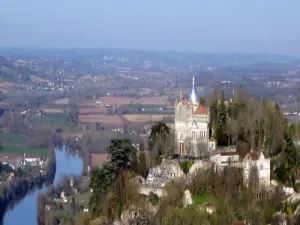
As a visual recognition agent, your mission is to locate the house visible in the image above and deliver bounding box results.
[210,149,271,186]
[23,153,41,163]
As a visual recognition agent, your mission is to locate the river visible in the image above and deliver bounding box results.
[3,146,84,225]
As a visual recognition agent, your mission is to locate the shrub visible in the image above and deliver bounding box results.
[263,207,275,224]
[149,191,159,206]
[180,160,194,174]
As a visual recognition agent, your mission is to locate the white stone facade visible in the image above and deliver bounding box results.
[210,150,271,186]
[174,77,216,157]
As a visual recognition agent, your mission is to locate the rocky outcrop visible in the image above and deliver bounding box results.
[183,189,193,207]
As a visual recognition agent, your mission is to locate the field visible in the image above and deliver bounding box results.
[53,98,70,105]
[79,114,123,125]
[0,146,49,157]
[0,133,49,157]
[1,133,27,145]
[41,108,64,113]
[0,81,19,88]
[97,96,137,107]
[31,113,65,125]
[123,114,174,123]
[0,87,8,93]
[30,75,50,83]
[133,96,169,105]
[79,107,108,114]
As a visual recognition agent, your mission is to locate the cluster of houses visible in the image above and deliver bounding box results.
[139,148,271,197]
[0,153,45,170]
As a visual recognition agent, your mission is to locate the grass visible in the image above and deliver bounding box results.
[0,145,49,157]
[192,192,210,205]
[0,133,27,145]
[0,133,49,157]
[31,113,65,125]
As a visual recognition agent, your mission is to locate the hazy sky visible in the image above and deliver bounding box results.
[1,0,300,54]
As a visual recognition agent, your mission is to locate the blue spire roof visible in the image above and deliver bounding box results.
[188,76,199,105]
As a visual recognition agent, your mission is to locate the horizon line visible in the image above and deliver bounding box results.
[0,45,299,58]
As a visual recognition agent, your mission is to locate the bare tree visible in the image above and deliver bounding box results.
[184,137,193,157]
[197,141,208,158]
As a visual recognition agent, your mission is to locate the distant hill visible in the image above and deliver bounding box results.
[0,47,299,68]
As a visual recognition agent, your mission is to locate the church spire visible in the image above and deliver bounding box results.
[192,76,195,88]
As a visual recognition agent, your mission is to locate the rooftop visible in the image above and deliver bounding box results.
[194,106,208,115]
[90,153,108,169]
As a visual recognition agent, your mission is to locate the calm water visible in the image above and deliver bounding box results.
[4,146,84,225]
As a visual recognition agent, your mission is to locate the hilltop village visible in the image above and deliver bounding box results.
[0,50,299,225]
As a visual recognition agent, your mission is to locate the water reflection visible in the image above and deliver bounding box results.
[4,146,83,225]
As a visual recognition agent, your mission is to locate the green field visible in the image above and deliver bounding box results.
[0,133,27,145]
[0,145,49,157]
[31,113,65,125]
[0,133,49,157]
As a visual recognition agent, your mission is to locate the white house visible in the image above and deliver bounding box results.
[210,150,271,186]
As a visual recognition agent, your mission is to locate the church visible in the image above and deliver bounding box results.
[174,77,216,157]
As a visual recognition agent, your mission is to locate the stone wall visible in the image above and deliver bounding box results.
[138,185,166,197]
[189,160,212,174]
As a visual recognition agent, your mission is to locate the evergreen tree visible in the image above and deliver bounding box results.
[215,94,229,146]
[284,132,297,185]
[137,150,148,178]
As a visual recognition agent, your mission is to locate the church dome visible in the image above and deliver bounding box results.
[188,77,199,105]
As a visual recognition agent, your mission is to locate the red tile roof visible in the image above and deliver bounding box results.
[248,151,260,161]
[194,106,208,115]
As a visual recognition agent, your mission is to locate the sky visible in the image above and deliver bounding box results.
[0,0,300,55]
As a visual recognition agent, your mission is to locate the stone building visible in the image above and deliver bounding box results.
[210,149,271,186]
[174,77,216,157]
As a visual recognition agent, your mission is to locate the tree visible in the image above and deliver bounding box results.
[215,98,229,146]
[137,150,148,178]
[71,197,76,216]
[64,99,79,126]
[283,131,297,185]
[148,121,170,151]
[89,138,138,217]
[106,139,137,172]
[199,97,205,106]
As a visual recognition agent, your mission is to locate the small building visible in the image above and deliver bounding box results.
[209,149,271,186]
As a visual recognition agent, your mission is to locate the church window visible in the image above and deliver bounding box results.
[192,131,196,140]
[260,164,263,170]
[179,133,183,141]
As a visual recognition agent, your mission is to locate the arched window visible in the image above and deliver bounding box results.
[179,133,183,141]
[260,164,263,170]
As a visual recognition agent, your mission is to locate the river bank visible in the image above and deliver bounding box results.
[0,145,56,225]
[2,146,82,225]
